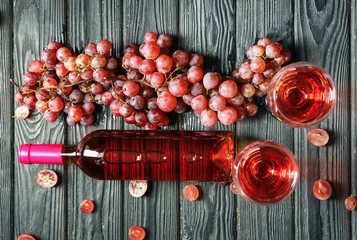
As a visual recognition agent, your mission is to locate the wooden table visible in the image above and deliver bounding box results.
[1,0,354,239]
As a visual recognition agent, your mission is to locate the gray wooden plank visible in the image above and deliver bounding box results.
[294,0,351,240]
[234,0,295,239]
[179,1,236,239]
[13,0,67,239]
[352,0,357,239]
[0,0,13,239]
[122,1,180,239]
[66,0,124,239]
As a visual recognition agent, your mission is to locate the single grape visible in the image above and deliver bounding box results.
[66,115,79,126]
[80,199,95,213]
[135,111,148,125]
[345,195,357,211]
[274,49,291,65]
[190,82,205,96]
[119,104,134,118]
[308,128,329,147]
[144,123,158,130]
[124,43,138,55]
[110,99,122,117]
[122,52,136,67]
[241,83,256,98]
[259,79,271,94]
[227,91,245,106]
[313,179,332,201]
[157,113,169,128]
[22,71,37,86]
[64,56,78,71]
[124,114,136,124]
[208,95,226,111]
[90,83,103,95]
[238,62,254,80]
[235,105,247,122]
[144,31,157,43]
[68,105,83,122]
[250,57,266,73]
[130,95,146,110]
[56,47,72,63]
[129,55,143,69]
[147,109,164,124]
[93,68,108,83]
[168,79,188,97]
[128,226,146,240]
[81,67,94,80]
[44,111,58,122]
[101,91,114,105]
[172,50,189,69]
[15,92,24,103]
[91,54,107,69]
[142,42,160,60]
[141,86,154,100]
[123,81,140,97]
[219,80,238,99]
[157,92,177,112]
[265,43,281,58]
[105,56,118,70]
[55,63,68,77]
[156,55,172,73]
[97,39,111,54]
[23,95,37,110]
[218,106,237,125]
[75,53,90,68]
[252,73,265,85]
[81,102,95,115]
[69,89,84,104]
[187,66,204,83]
[174,99,187,113]
[28,60,45,75]
[251,45,265,57]
[84,42,97,56]
[244,102,258,116]
[183,184,199,201]
[182,93,194,106]
[200,109,218,127]
[48,96,64,112]
[41,49,57,66]
[147,97,159,110]
[80,114,94,126]
[203,72,219,90]
[138,59,156,75]
[189,53,204,67]
[14,105,30,119]
[156,34,172,48]
[191,95,208,113]
[257,37,272,47]
[47,41,62,51]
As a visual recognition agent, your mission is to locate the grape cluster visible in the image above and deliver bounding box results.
[13,34,291,128]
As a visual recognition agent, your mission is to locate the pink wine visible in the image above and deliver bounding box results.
[232,140,299,204]
[268,62,335,128]
[19,130,234,182]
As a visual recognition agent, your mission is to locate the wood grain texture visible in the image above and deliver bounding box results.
[234,1,295,240]
[179,1,236,239]
[294,0,351,239]
[66,1,124,240]
[13,0,67,240]
[122,1,180,239]
[0,0,13,239]
[352,1,357,239]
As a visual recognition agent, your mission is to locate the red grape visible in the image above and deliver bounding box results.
[14,105,30,119]
[265,43,281,58]
[110,99,122,117]
[257,37,272,47]
[157,34,172,48]
[308,128,329,147]
[143,42,160,60]
[191,95,208,113]
[138,59,156,75]
[28,60,45,75]
[68,105,83,122]
[157,92,177,112]
[80,199,95,213]
[183,184,199,201]
[189,53,204,67]
[313,179,332,200]
[123,81,140,97]
[219,80,238,98]
[208,95,226,111]
[144,32,157,43]
[187,66,204,83]
[200,109,218,127]
[156,55,172,73]
[218,106,237,125]
[48,96,64,112]
[44,111,58,122]
[36,169,58,188]
[244,102,258,116]
[172,50,189,69]
[47,41,62,51]
[84,42,97,56]
[124,43,138,55]
[97,39,111,54]
[56,47,72,63]
[345,195,357,211]
[168,79,188,97]
[203,72,219,90]
[150,72,165,87]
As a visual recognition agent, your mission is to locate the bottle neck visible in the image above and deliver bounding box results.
[18,144,79,165]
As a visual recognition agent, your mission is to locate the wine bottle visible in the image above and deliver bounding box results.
[18,130,234,182]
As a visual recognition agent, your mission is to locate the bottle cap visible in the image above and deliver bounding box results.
[18,144,64,164]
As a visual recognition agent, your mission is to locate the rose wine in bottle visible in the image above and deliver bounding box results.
[18,130,234,182]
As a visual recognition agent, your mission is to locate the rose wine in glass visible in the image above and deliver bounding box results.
[267,62,336,128]
[232,140,299,205]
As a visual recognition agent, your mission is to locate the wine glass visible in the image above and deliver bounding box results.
[267,62,336,128]
[232,140,299,205]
